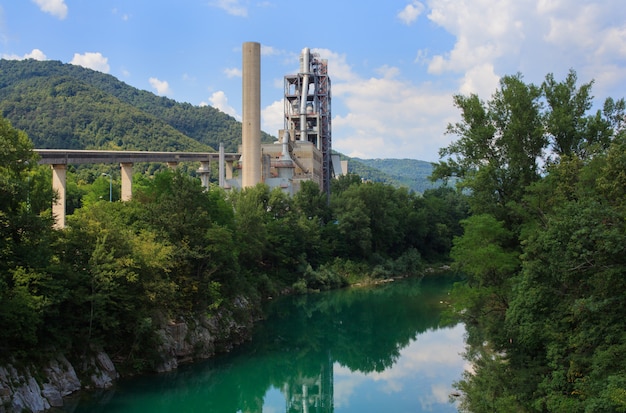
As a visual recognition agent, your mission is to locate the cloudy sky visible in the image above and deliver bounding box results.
[2,0,625,161]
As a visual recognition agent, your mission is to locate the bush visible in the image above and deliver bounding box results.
[391,248,423,276]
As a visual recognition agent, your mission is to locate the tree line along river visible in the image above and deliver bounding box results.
[60,274,466,413]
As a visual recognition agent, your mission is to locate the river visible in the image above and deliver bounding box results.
[60,275,466,413]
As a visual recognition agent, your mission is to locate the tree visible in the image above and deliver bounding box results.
[294,180,331,223]
[331,187,372,260]
[0,116,55,356]
[230,184,270,274]
[444,71,626,412]
[450,214,519,348]
[136,170,237,313]
[542,70,613,160]
[433,73,544,225]
[503,134,626,411]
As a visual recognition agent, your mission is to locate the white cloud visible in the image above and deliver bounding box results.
[224,67,242,78]
[261,99,284,137]
[210,0,247,17]
[412,0,626,148]
[70,52,110,73]
[3,49,47,61]
[261,45,281,56]
[149,77,171,96]
[311,48,353,82]
[425,0,626,91]
[32,0,68,20]
[330,60,456,161]
[539,0,626,68]
[458,63,500,97]
[398,1,425,25]
[207,90,239,119]
[426,0,528,77]
[597,26,626,59]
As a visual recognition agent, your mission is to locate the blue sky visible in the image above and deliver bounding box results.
[2,0,625,162]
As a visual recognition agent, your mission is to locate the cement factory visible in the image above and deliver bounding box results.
[221,42,344,197]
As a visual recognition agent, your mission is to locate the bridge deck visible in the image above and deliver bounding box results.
[34,149,240,165]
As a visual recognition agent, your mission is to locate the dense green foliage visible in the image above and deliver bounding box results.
[0,59,275,152]
[0,114,467,371]
[434,70,626,412]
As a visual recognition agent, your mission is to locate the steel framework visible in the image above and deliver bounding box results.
[283,49,332,197]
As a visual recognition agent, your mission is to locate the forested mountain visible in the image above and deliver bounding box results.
[350,158,442,193]
[0,59,275,152]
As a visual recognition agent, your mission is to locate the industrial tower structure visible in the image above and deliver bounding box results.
[225,43,339,196]
[283,48,333,197]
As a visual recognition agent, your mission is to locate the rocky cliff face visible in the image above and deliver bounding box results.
[0,296,258,412]
[0,352,117,413]
[155,296,257,372]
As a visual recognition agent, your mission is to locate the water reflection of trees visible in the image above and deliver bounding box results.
[69,277,455,413]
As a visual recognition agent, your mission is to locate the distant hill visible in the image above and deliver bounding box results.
[0,59,275,152]
[347,157,447,194]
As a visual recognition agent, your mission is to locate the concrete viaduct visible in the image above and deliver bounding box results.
[35,147,240,229]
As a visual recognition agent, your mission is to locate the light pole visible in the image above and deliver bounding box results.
[102,173,112,202]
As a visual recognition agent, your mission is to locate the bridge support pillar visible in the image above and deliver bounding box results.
[120,162,133,201]
[219,142,225,188]
[225,161,233,180]
[197,161,210,190]
[51,164,66,229]
[167,162,178,169]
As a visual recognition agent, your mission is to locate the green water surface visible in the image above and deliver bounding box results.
[62,275,466,412]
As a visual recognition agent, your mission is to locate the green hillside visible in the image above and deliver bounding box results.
[0,59,275,152]
[349,157,446,193]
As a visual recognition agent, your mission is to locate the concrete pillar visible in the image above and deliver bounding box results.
[225,161,233,180]
[262,153,271,182]
[167,161,178,169]
[218,142,225,188]
[242,41,262,188]
[51,164,66,229]
[120,162,133,201]
[197,161,210,190]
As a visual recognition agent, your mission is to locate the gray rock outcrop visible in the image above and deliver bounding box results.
[0,295,258,412]
[0,352,116,413]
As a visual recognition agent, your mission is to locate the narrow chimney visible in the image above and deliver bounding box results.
[241,41,262,188]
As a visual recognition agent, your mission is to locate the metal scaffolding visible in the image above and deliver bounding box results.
[283,48,332,198]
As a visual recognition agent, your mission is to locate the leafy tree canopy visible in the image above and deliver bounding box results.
[441,70,626,412]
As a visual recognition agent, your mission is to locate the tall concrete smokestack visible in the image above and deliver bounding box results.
[242,41,262,188]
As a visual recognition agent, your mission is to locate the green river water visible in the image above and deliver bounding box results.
[61,275,466,412]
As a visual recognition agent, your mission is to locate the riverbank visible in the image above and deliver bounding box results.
[350,264,453,288]
[0,296,259,413]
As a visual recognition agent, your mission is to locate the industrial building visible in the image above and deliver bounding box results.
[222,42,345,196]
